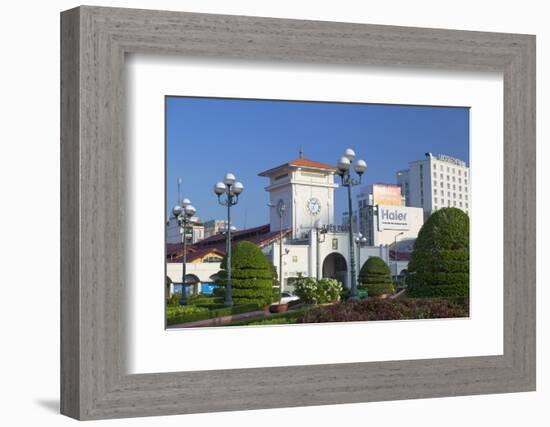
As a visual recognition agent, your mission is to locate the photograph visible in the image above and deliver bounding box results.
[165,96,471,328]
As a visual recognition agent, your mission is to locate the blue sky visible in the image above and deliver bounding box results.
[166,97,469,228]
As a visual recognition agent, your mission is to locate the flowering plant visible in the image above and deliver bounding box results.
[294,277,342,304]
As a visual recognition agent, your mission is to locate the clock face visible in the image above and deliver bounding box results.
[307,198,321,216]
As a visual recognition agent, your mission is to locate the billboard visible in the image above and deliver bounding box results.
[372,184,402,206]
[377,205,412,231]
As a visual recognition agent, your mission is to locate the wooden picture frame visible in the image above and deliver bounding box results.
[60,6,536,420]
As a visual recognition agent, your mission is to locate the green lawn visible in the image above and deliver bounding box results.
[166,295,262,325]
[218,306,311,327]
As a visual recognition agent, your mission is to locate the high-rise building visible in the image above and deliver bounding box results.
[396,152,470,219]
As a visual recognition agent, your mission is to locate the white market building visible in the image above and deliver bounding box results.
[166,154,424,295]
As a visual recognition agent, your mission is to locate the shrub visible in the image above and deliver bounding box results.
[166,293,181,306]
[217,241,275,307]
[293,277,318,304]
[317,278,343,303]
[294,277,342,304]
[166,303,261,325]
[407,208,469,298]
[358,256,395,296]
[297,298,468,324]
[271,263,282,302]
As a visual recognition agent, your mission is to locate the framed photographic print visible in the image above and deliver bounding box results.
[61,6,536,420]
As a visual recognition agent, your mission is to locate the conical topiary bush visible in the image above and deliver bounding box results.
[358,256,394,297]
[217,240,275,307]
[406,207,469,298]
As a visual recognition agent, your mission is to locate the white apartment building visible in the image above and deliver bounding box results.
[396,152,470,219]
[166,217,205,244]
[203,219,228,238]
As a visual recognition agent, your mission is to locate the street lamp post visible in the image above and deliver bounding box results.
[314,219,327,280]
[392,231,405,279]
[355,233,368,283]
[268,201,286,292]
[336,148,367,300]
[172,199,197,305]
[214,173,244,307]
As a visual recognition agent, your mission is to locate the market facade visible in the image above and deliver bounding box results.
[166,153,429,295]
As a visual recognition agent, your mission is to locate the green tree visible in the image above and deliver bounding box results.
[358,256,395,297]
[217,241,275,307]
[406,207,469,298]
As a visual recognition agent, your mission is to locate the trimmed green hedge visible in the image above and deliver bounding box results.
[406,283,469,298]
[166,303,261,325]
[217,241,275,307]
[358,256,394,296]
[407,208,469,298]
[365,283,394,297]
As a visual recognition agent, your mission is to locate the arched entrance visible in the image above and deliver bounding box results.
[322,252,348,289]
[184,274,201,295]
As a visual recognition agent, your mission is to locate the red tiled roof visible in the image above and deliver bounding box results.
[288,158,336,170]
[170,247,225,263]
[258,157,336,176]
[167,224,291,262]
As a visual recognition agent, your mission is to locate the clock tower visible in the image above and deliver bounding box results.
[259,150,337,239]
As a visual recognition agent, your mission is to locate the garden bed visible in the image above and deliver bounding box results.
[297,298,468,324]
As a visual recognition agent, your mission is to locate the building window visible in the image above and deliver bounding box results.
[434,189,437,195]
[447,175,450,181]
[466,202,469,208]
[447,183,450,189]
[453,184,456,190]
[459,186,462,191]
[447,191,451,197]
[440,173,443,179]
[440,182,444,188]
[459,201,463,207]
[448,200,451,206]
[458,170,462,176]
[464,171,468,177]
[459,177,462,183]
[447,166,450,172]
[433,172,437,178]
[434,197,438,204]
[452,176,455,182]
[440,165,443,171]
[465,180,468,185]
[453,192,456,198]
[465,194,468,200]
[459,194,462,199]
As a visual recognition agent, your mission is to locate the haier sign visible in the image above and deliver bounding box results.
[377,205,410,231]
